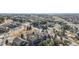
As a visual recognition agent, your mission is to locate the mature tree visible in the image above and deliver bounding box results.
[0,17,4,23]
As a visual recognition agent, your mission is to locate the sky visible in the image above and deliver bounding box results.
[0,0,79,13]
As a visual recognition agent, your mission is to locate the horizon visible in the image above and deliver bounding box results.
[0,13,79,14]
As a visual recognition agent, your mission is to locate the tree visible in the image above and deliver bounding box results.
[0,17,4,23]
[39,38,54,46]
[21,34,24,39]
